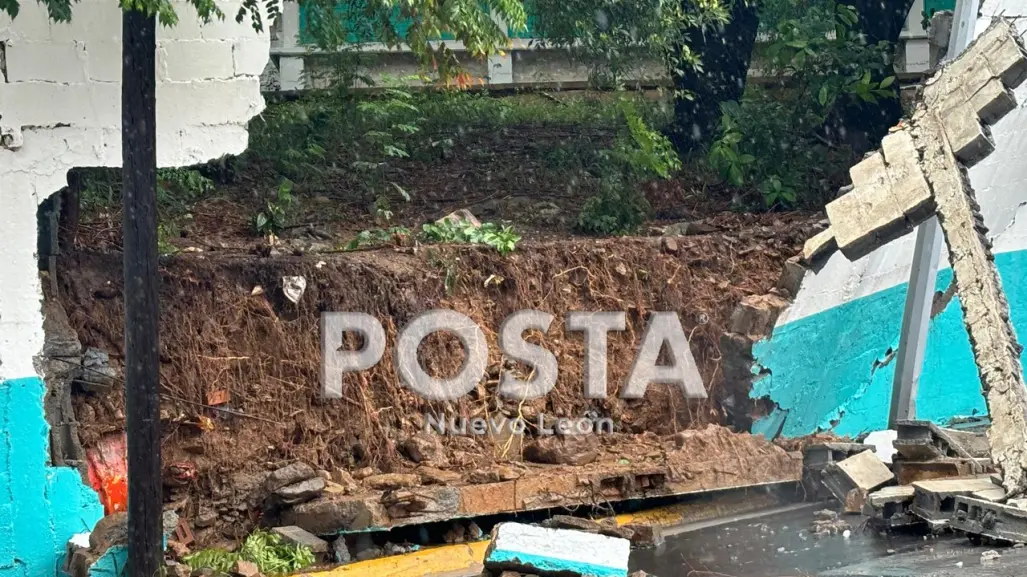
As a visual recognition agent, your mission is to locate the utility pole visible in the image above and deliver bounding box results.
[122,9,163,577]
[889,0,976,428]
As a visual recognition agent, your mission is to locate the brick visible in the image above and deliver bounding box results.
[880,130,919,165]
[939,100,994,166]
[727,293,790,338]
[951,496,1027,543]
[233,39,270,77]
[820,450,894,502]
[826,183,906,260]
[775,256,805,297]
[893,458,994,485]
[485,523,630,577]
[894,420,991,460]
[911,477,1001,529]
[984,34,1027,88]
[848,151,888,189]
[83,41,122,82]
[864,486,918,528]
[802,228,837,263]
[970,78,1017,125]
[272,525,328,553]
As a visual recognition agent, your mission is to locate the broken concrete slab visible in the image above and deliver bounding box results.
[484,522,630,577]
[802,442,872,500]
[820,450,894,503]
[864,486,919,528]
[951,495,1027,543]
[893,457,993,485]
[272,525,328,554]
[893,420,990,460]
[802,228,837,264]
[910,477,1001,529]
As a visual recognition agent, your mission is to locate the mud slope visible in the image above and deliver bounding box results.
[55,215,815,535]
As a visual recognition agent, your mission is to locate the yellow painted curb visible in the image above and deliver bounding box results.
[305,541,488,577]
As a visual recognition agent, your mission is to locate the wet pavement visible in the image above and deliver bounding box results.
[629,505,1027,577]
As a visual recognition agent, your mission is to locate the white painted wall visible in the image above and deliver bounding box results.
[0,0,271,381]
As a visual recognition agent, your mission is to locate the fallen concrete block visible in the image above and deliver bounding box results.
[892,457,993,485]
[864,486,919,528]
[272,525,328,554]
[894,420,990,460]
[951,495,1027,543]
[484,522,630,577]
[802,442,872,500]
[802,228,837,263]
[820,450,894,503]
[911,477,1000,529]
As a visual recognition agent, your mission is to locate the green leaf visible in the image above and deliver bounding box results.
[879,75,896,89]
[818,85,829,106]
[737,154,756,165]
[728,164,744,187]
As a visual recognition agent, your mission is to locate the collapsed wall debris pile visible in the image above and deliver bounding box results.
[812,17,1027,498]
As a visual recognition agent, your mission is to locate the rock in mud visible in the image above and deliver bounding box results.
[231,559,260,577]
[272,525,328,554]
[352,467,375,480]
[263,462,317,495]
[274,477,326,505]
[399,433,443,464]
[543,515,602,533]
[330,468,358,491]
[523,436,598,466]
[623,524,664,548]
[332,537,352,564]
[419,466,462,486]
[364,473,420,490]
[437,209,482,228]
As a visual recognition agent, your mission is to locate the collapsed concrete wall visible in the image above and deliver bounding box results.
[750,0,1027,439]
[0,3,270,574]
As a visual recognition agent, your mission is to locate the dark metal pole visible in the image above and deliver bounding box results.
[122,9,162,577]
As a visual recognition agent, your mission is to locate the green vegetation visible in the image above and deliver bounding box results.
[421,220,521,255]
[183,530,315,576]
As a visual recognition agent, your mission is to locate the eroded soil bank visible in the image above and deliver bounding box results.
[51,211,818,544]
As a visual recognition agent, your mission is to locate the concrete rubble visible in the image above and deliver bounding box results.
[820,449,895,510]
[483,522,631,577]
[821,17,1027,498]
[910,477,1003,530]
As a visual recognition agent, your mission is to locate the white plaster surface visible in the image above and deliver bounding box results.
[778,5,1027,327]
[0,0,271,380]
[488,522,630,572]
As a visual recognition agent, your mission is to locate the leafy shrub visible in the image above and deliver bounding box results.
[184,530,315,576]
[254,179,297,236]
[578,175,650,235]
[420,220,521,255]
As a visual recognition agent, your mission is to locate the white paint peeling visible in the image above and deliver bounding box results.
[0,0,271,381]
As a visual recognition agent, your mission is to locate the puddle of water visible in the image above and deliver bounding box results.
[629,507,948,577]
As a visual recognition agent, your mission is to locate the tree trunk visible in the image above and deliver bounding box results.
[122,9,163,577]
[822,0,916,154]
[670,0,760,152]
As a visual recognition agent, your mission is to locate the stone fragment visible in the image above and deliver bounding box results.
[727,293,789,338]
[274,477,326,505]
[864,485,918,528]
[951,495,1027,543]
[623,524,664,548]
[484,523,630,577]
[364,473,420,491]
[820,450,894,503]
[263,462,317,496]
[332,537,351,564]
[272,525,328,554]
[776,256,805,297]
[940,99,994,166]
[231,559,260,577]
[523,435,598,466]
[352,467,375,480]
[543,515,601,533]
[802,228,837,263]
[398,433,443,464]
[436,209,481,228]
[419,466,462,486]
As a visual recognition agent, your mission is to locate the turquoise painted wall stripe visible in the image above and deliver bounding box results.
[488,549,627,577]
[751,249,1027,438]
[0,377,103,577]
